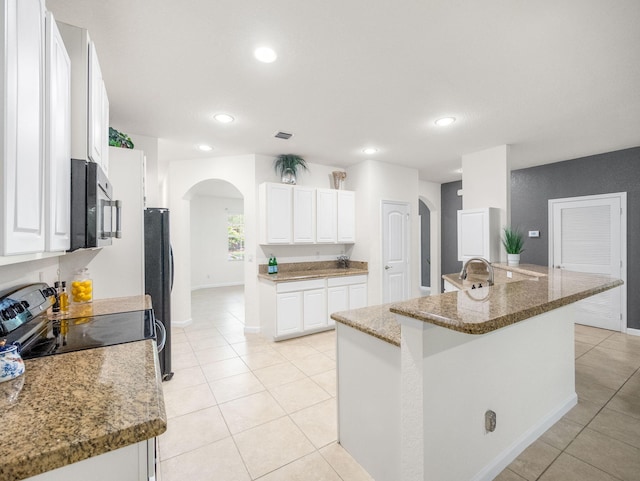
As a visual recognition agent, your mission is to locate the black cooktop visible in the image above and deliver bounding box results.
[20,310,156,360]
[1,283,156,360]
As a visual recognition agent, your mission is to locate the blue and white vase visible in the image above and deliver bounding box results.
[0,342,25,383]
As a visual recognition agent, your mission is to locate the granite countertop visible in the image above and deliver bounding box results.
[392,269,622,334]
[0,296,166,481]
[331,304,401,347]
[55,295,153,318]
[258,260,368,282]
[331,267,622,341]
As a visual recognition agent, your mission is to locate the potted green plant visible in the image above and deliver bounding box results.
[273,154,308,184]
[109,127,134,149]
[502,227,525,266]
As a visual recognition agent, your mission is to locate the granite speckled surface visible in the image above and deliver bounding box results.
[0,296,166,481]
[331,304,401,347]
[52,295,152,319]
[258,260,368,282]
[442,262,545,290]
[392,269,622,334]
[331,267,622,341]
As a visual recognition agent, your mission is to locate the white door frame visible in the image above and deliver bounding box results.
[548,192,627,332]
[381,200,411,303]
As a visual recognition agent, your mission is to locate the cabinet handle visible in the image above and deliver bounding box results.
[384,265,392,270]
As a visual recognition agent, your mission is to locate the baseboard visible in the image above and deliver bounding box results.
[244,326,260,334]
[471,393,578,481]
[191,282,243,291]
[626,327,640,337]
[172,318,192,328]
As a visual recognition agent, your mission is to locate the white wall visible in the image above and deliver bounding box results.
[462,145,511,251]
[169,155,257,329]
[419,180,442,294]
[0,256,59,292]
[347,160,420,305]
[190,196,244,289]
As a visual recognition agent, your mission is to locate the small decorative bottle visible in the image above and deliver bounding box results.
[273,255,278,274]
[59,281,69,312]
[268,255,275,274]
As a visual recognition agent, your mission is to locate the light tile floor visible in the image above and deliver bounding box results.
[158,286,640,480]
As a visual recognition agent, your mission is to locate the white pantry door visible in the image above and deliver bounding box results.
[549,193,626,331]
[382,201,410,303]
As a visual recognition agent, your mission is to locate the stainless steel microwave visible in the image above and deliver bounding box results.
[69,159,122,251]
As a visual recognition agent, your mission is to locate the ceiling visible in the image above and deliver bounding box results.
[46,0,640,183]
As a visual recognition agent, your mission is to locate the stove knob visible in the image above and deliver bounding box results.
[13,303,25,314]
[2,307,15,320]
[21,300,30,309]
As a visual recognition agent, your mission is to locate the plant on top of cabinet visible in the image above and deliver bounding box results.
[274,154,308,184]
[502,226,525,266]
[108,127,134,148]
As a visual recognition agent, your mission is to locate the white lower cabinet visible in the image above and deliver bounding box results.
[276,291,303,337]
[327,275,368,325]
[303,288,327,330]
[26,439,155,481]
[261,275,367,340]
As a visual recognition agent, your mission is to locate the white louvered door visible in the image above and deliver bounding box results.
[550,193,625,331]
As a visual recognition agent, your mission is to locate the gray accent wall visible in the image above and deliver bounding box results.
[440,180,463,292]
[511,146,640,329]
[419,200,431,287]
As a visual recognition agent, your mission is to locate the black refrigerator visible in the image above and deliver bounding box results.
[144,208,174,381]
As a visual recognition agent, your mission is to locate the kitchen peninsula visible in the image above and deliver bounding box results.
[331,265,623,481]
[0,296,166,481]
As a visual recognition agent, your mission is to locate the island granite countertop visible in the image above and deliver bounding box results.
[331,267,623,342]
[0,295,166,481]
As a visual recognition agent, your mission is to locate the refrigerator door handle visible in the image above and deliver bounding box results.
[170,245,175,292]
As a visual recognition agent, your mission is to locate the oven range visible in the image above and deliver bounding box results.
[0,283,162,360]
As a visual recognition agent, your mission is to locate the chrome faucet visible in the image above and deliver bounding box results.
[459,257,494,286]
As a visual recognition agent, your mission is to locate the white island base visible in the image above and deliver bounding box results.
[337,305,577,481]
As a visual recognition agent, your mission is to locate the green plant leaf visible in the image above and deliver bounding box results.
[502,227,525,254]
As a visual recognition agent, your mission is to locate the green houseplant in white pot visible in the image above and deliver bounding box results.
[502,227,525,266]
[273,154,308,185]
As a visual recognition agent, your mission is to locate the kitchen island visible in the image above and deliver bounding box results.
[331,266,622,481]
[0,296,166,481]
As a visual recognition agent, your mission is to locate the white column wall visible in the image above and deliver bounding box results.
[347,160,420,304]
[462,145,511,262]
[419,180,441,295]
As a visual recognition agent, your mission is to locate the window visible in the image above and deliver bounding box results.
[228,214,245,261]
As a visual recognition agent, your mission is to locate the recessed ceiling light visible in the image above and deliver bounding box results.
[198,144,213,152]
[254,47,277,63]
[435,117,456,127]
[362,147,378,155]
[214,113,234,124]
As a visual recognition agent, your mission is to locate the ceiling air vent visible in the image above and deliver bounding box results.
[274,131,293,140]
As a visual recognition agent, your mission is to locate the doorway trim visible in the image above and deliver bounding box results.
[548,192,627,332]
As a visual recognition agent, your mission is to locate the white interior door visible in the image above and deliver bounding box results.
[549,193,626,331]
[382,201,410,303]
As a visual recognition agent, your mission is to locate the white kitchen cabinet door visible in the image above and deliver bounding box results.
[293,186,315,243]
[457,207,500,262]
[276,291,303,336]
[337,190,356,243]
[303,288,327,330]
[44,11,71,252]
[100,81,109,175]
[316,189,337,243]
[259,183,292,244]
[88,41,106,169]
[349,283,367,309]
[0,0,46,255]
[327,285,348,326]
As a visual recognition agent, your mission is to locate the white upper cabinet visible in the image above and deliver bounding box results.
[58,22,109,174]
[293,186,315,243]
[0,0,46,255]
[337,190,356,243]
[457,207,500,262]
[316,189,338,243]
[259,183,293,244]
[44,11,71,252]
[260,182,356,245]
